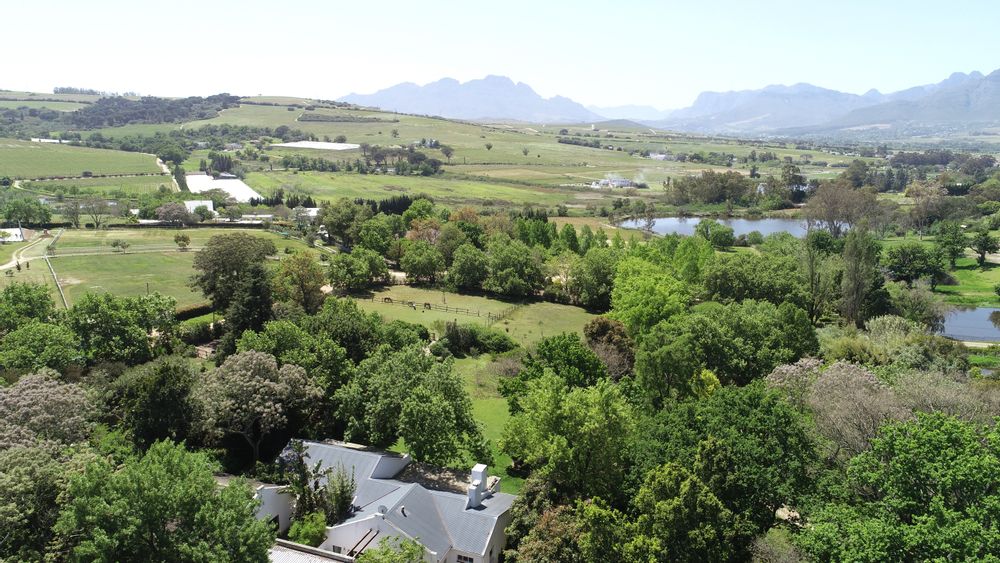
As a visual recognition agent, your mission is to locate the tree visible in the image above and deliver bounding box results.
[934,220,968,269]
[174,232,191,250]
[583,317,634,380]
[841,229,883,327]
[484,235,544,297]
[155,202,195,225]
[610,257,688,335]
[500,374,634,505]
[448,243,487,290]
[217,263,273,358]
[196,351,320,464]
[0,370,94,447]
[485,142,493,151]
[335,346,489,465]
[633,383,816,540]
[627,462,746,562]
[82,197,111,229]
[0,443,70,560]
[804,180,876,237]
[695,220,735,249]
[105,357,198,449]
[797,413,1000,561]
[399,240,444,283]
[522,147,530,157]
[969,226,999,268]
[635,300,817,404]
[356,538,425,563]
[0,281,54,333]
[500,333,607,412]
[435,222,468,265]
[191,233,277,310]
[0,320,82,373]
[882,241,944,286]
[63,199,83,228]
[65,292,159,365]
[193,204,214,222]
[703,252,805,308]
[568,247,622,311]
[53,441,275,562]
[441,145,454,163]
[305,298,384,363]
[273,251,326,314]
[357,216,394,254]
[328,249,388,292]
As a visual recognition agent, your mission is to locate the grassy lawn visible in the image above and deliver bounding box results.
[452,356,523,494]
[8,228,317,308]
[937,258,1000,306]
[54,251,204,307]
[881,233,1000,306]
[356,286,595,346]
[0,138,162,179]
[24,175,175,196]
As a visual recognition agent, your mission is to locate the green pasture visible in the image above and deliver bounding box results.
[0,138,161,179]
[355,285,595,346]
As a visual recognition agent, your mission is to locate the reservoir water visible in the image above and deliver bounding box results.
[623,216,809,238]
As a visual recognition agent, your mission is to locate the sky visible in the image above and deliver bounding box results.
[4,0,999,109]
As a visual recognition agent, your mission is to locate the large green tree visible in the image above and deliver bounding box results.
[191,233,276,310]
[0,321,82,373]
[500,374,635,505]
[934,220,968,269]
[797,413,1000,561]
[335,345,489,465]
[53,441,275,562]
[273,251,327,314]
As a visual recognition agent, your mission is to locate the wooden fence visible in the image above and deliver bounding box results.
[370,296,521,324]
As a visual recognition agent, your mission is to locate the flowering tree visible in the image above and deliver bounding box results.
[195,351,319,464]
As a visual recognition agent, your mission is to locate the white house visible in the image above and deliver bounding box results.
[265,441,515,563]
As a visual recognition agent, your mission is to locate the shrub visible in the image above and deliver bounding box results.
[443,322,517,357]
[288,512,327,546]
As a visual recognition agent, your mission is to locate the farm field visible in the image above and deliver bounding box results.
[24,174,175,196]
[0,138,162,179]
[245,170,577,207]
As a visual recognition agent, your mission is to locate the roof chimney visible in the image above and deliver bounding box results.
[466,463,488,509]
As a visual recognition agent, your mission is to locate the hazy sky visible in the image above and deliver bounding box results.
[5,0,998,109]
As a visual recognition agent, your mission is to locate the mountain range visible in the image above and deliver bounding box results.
[340,75,603,123]
[339,70,1000,137]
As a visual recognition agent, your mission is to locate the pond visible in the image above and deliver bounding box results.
[940,307,1000,342]
[622,216,809,238]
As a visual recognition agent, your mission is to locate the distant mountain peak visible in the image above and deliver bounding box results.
[338,75,601,123]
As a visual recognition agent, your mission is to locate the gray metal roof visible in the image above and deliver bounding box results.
[299,441,516,557]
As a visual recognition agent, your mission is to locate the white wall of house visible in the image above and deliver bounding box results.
[256,485,293,534]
